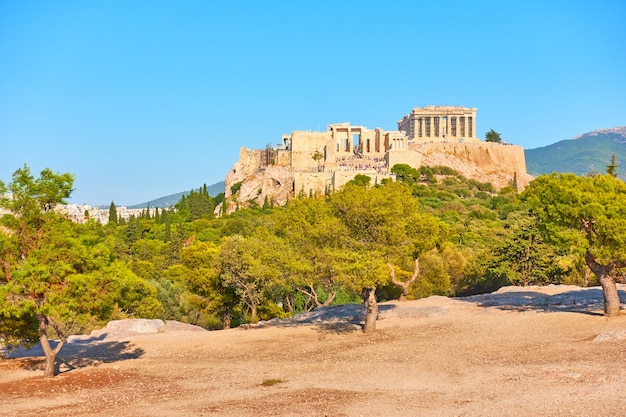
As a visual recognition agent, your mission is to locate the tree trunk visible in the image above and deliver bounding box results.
[38,316,65,378]
[250,303,258,323]
[584,252,622,317]
[388,259,420,302]
[322,290,336,306]
[222,305,233,329]
[599,274,621,317]
[362,286,378,333]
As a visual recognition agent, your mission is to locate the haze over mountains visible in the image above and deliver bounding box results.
[127,126,626,209]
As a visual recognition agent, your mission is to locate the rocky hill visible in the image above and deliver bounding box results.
[221,126,531,215]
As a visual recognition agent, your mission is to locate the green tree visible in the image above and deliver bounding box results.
[607,154,619,177]
[108,201,118,224]
[489,210,564,286]
[485,129,502,143]
[312,149,324,171]
[273,198,350,311]
[0,166,161,377]
[330,181,442,332]
[391,164,420,185]
[347,174,371,187]
[218,230,285,323]
[523,173,626,316]
[0,166,83,377]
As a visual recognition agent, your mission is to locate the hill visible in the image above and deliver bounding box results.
[127,181,225,209]
[525,126,626,179]
[3,284,626,416]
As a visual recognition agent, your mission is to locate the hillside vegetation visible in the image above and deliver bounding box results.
[128,181,225,209]
[525,126,626,179]
[3,162,626,376]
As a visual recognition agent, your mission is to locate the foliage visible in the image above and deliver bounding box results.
[9,158,626,344]
[522,173,626,315]
[485,129,502,143]
[0,166,162,376]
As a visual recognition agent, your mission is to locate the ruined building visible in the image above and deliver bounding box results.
[220,106,532,215]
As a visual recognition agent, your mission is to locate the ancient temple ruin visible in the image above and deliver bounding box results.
[221,106,532,215]
[397,105,478,142]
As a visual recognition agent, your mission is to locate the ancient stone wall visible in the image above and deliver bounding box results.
[332,171,394,190]
[387,148,422,170]
[289,131,331,171]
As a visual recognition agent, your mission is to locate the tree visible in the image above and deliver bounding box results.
[485,129,502,143]
[0,166,161,377]
[523,173,626,316]
[312,149,324,171]
[330,181,442,332]
[391,164,420,185]
[607,154,619,177]
[218,230,284,323]
[389,258,420,301]
[489,210,564,286]
[273,198,351,311]
[0,166,79,377]
[108,201,118,224]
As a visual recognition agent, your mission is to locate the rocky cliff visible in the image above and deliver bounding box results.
[220,140,532,215]
[416,141,533,190]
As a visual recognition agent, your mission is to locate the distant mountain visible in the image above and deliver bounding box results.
[525,127,626,180]
[128,181,225,209]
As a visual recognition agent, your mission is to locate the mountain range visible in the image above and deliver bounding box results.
[127,181,225,209]
[525,126,626,180]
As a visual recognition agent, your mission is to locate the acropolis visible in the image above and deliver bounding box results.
[221,106,531,214]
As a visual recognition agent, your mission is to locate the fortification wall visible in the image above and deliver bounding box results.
[387,148,422,169]
[289,131,331,170]
[293,172,332,197]
[332,171,394,190]
[274,149,291,167]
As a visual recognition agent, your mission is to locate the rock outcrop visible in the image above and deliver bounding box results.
[220,113,532,214]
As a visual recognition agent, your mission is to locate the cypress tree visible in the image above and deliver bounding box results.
[607,154,619,177]
[164,214,171,242]
[108,201,117,224]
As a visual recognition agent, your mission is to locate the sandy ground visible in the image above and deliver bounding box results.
[2,285,626,417]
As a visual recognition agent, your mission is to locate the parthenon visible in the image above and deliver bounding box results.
[397,105,478,142]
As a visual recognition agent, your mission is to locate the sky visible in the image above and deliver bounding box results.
[1,1,625,206]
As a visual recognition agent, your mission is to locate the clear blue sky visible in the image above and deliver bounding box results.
[1,1,625,206]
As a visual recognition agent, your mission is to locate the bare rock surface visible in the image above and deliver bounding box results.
[2,285,626,416]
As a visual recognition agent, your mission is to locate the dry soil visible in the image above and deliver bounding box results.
[2,285,626,417]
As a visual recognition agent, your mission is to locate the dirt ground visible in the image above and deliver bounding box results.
[2,286,626,417]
